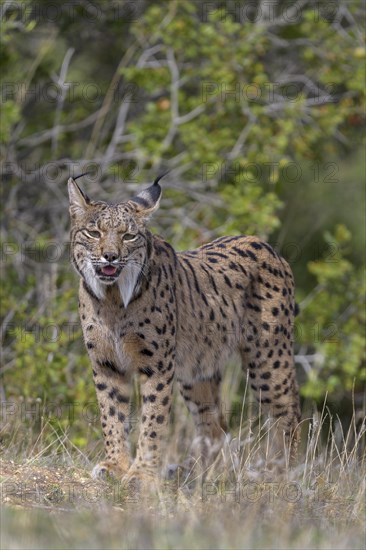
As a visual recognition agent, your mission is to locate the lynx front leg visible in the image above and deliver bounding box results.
[91,362,132,479]
[125,366,174,483]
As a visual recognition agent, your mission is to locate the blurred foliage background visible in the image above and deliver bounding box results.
[1,0,365,445]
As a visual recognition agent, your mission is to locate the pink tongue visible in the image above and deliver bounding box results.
[101,265,117,276]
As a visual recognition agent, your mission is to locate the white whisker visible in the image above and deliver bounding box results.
[118,261,143,308]
[83,260,105,300]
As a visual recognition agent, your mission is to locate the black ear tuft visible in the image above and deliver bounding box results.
[129,172,169,217]
[73,172,93,181]
[153,170,170,186]
[68,177,91,217]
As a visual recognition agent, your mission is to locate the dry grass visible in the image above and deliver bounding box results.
[1,386,365,550]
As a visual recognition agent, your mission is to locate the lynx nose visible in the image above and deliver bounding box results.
[103,251,119,263]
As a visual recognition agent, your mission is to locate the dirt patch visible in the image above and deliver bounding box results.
[0,458,120,510]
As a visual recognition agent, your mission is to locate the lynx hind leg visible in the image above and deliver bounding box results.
[180,375,228,466]
[240,344,301,462]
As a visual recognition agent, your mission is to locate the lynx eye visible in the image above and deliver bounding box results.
[85,229,101,239]
[123,233,137,241]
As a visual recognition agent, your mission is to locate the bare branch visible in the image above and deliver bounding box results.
[52,48,75,155]
[158,47,180,154]
[101,99,132,173]
[85,42,139,159]
[227,108,257,160]
[18,110,103,147]
[176,105,205,125]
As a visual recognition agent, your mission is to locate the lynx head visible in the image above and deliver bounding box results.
[68,176,163,307]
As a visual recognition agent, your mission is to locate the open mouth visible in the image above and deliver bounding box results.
[101,265,118,276]
[96,264,121,280]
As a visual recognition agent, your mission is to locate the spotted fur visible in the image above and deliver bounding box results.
[68,176,301,482]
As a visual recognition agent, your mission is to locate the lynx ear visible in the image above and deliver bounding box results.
[68,177,90,217]
[129,174,165,219]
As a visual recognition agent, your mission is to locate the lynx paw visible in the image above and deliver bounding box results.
[91,461,128,480]
[122,466,158,491]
